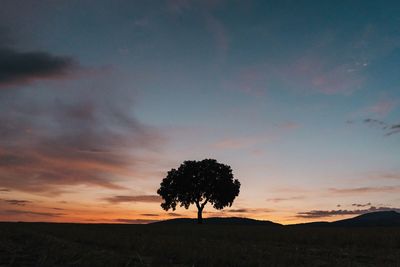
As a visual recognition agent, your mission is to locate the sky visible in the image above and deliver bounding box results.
[0,0,399,224]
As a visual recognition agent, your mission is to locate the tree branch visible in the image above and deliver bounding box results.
[200,198,209,209]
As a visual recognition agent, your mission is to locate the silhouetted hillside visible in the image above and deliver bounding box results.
[291,211,400,227]
[331,211,400,227]
[154,211,400,227]
[152,217,282,226]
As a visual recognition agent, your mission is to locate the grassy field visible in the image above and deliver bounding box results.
[1,222,400,267]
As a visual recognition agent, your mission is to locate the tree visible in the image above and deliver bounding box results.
[157,159,241,224]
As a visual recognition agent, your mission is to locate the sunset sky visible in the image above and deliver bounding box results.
[0,0,399,224]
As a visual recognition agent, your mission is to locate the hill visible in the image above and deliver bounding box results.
[152,216,282,226]
[291,211,400,227]
[331,211,400,227]
[153,211,400,227]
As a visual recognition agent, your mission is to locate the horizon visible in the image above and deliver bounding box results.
[2,209,400,226]
[0,0,400,225]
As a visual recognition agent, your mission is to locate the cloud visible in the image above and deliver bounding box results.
[52,207,65,211]
[221,16,396,97]
[0,209,64,217]
[104,195,161,204]
[227,208,249,213]
[0,74,166,194]
[167,212,182,217]
[286,56,364,95]
[267,196,305,203]
[364,118,388,127]
[0,31,166,194]
[366,99,398,117]
[363,118,400,136]
[224,208,272,214]
[140,213,159,217]
[0,47,76,88]
[387,124,400,136]
[328,186,400,195]
[297,206,400,218]
[1,199,31,206]
[0,188,9,192]
[352,202,371,207]
[223,54,364,96]
[380,173,400,180]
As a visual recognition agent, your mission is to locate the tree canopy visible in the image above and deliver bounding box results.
[157,159,241,223]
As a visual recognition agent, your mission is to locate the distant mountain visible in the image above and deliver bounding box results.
[291,211,400,227]
[331,211,400,227]
[152,217,282,226]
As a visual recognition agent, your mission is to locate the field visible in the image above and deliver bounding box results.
[1,222,400,267]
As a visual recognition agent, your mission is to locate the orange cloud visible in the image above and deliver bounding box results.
[103,195,162,204]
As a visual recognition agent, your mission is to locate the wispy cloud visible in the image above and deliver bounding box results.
[0,59,166,194]
[227,208,250,213]
[366,99,398,117]
[104,195,161,204]
[167,212,182,217]
[267,196,305,203]
[328,186,400,195]
[352,202,371,207]
[297,206,400,218]
[0,209,65,217]
[222,208,272,214]
[286,55,365,95]
[380,173,400,180]
[363,118,400,136]
[1,199,31,206]
[140,213,159,217]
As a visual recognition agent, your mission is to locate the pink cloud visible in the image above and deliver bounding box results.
[286,57,364,95]
[222,56,364,96]
[367,99,398,117]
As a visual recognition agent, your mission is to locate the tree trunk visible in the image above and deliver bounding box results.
[197,208,203,224]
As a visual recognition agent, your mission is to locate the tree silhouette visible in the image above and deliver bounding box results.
[157,159,241,224]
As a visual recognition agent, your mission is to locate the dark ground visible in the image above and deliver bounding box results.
[1,222,400,267]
